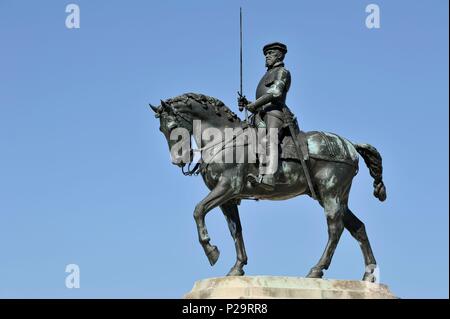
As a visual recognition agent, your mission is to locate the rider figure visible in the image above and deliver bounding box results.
[238,42,291,190]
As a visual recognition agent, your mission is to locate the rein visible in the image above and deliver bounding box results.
[167,98,248,177]
[182,162,202,176]
[180,125,249,177]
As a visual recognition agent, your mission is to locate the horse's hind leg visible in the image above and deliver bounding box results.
[307,195,346,279]
[220,202,248,276]
[344,209,377,282]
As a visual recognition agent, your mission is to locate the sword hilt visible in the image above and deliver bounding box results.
[237,91,249,122]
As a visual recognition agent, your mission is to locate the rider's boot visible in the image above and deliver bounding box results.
[255,113,282,191]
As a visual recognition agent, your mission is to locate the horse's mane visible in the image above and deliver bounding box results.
[165,93,241,123]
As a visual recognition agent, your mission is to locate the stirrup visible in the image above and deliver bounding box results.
[246,174,274,190]
[246,173,258,184]
[257,175,275,190]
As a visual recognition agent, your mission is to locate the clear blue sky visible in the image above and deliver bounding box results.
[0,0,448,298]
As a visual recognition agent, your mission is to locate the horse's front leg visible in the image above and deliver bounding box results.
[194,178,235,266]
[220,202,247,276]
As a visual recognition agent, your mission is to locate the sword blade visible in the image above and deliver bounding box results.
[240,7,248,121]
[240,7,243,95]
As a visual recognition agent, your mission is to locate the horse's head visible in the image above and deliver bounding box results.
[150,100,193,167]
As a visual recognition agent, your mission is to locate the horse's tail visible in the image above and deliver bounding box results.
[354,143,387,202]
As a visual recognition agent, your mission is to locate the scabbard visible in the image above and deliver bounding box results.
[282,108,318,199]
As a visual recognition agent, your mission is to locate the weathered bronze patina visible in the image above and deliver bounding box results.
[149,42,386,282]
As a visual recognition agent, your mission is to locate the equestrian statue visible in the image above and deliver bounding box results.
[149,41,386,282]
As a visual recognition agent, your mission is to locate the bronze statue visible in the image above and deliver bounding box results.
[149,86,386,281]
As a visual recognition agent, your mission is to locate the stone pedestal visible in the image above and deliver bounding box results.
[184,276,397,299]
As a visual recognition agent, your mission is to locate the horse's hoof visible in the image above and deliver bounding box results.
[206,245,220,266]
[362,272,376,283]
[226,267,244,276]
[306,268,324,278]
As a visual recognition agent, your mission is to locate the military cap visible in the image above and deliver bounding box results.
[263,42,288,55]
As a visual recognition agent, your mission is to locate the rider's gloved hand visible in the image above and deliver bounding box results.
[237,94,249,111]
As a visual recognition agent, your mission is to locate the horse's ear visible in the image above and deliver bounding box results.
[161,100,170,110]
[149,103,162,118]
[149,103,160,113]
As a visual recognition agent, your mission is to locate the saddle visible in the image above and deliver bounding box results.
[280,131,357,167]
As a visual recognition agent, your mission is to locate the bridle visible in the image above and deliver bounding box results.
[160,101,249,177]
[173,113,249,177]
[164,107,201,176]
[181,130,249,176]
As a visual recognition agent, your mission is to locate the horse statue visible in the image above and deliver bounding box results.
[149,92,386,282]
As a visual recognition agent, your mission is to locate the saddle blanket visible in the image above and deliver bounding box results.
[280,131,358,166]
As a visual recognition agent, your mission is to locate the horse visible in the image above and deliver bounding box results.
[149,92,386,282]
